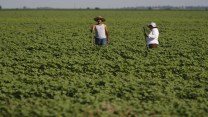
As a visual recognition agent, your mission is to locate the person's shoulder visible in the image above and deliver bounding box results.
[92,24,96,27]
[103,24,107,27]
[153,28,159,33]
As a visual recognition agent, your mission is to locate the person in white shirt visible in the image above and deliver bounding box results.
[145,22,159,48]
[91,16,109,46]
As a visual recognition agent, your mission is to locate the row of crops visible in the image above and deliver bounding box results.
[0,10,208,116]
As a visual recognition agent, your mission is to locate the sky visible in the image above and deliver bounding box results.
[1,0,208,9]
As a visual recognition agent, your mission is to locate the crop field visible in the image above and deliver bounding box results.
[0,10,208,116]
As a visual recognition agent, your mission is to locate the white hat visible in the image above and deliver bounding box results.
[148,22,157,27]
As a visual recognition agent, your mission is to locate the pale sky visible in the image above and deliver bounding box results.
[1,0,208,9]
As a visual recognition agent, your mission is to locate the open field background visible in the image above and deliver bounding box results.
[0,10,208,116]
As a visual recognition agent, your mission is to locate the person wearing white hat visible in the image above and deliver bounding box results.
[144,22,159,48]
[91,16,109,46]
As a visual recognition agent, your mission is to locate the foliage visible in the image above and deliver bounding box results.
[0,10,208,117]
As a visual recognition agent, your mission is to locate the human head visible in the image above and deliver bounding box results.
[148,22,157,28]
[94,16,106,22]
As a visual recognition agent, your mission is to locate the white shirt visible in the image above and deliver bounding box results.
[95,24,107,39]
[146,28,159,45]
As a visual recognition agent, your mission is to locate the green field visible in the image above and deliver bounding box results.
[0,10,208,116]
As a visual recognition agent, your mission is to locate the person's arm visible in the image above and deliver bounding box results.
[91,25,95,33]
[143,27,149,38]
[105,25,109,43]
